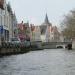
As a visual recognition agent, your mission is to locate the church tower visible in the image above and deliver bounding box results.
[44,13,51,25]
[40,13,52,42]
[40,13,52,34]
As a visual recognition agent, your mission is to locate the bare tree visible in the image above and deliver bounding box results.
[61,9,75,39]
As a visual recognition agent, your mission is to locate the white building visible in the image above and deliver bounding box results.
[0,0,17,44]
[33,26,41,41]
[7,3,17,40]
[12,13,18,37]
[30,25,41,42]
[0,0,9,42]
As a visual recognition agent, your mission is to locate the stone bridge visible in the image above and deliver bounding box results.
[42,42,72,49]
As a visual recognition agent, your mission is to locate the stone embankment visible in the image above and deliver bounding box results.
[0,42,43,56]
[0,44,30,56]
[0,41,72,56]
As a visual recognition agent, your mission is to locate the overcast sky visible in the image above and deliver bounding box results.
[7,0,75,26]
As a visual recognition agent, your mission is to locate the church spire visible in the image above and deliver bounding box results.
[44,13,49,24]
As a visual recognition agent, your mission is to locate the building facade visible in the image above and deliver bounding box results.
[7,3,18,40]
[40,14,52,42]
[40,14,60,42]
[11,13,18,38]
[0,0,9,43]
[18,21,30,41]
[0,0,18,44]
[30,24,41,42]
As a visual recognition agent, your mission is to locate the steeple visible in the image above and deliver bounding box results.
[44,13,50,24]
[40,13,52,34]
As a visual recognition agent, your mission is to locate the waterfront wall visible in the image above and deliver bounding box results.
[0,42,72,56]
[42,42,72,49]
[0,47,30,55]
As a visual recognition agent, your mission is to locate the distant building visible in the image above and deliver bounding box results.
[40,14,60,42]
[30,24,41,42]
[50,26,60,42]
[18,21,30,41]
[40,14,52,42]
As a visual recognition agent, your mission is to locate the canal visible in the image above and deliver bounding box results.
[0,49,75,75]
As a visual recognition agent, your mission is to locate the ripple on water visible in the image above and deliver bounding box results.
[0,49,75,75]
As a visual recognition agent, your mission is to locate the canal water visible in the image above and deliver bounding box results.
[0,49,75,75]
